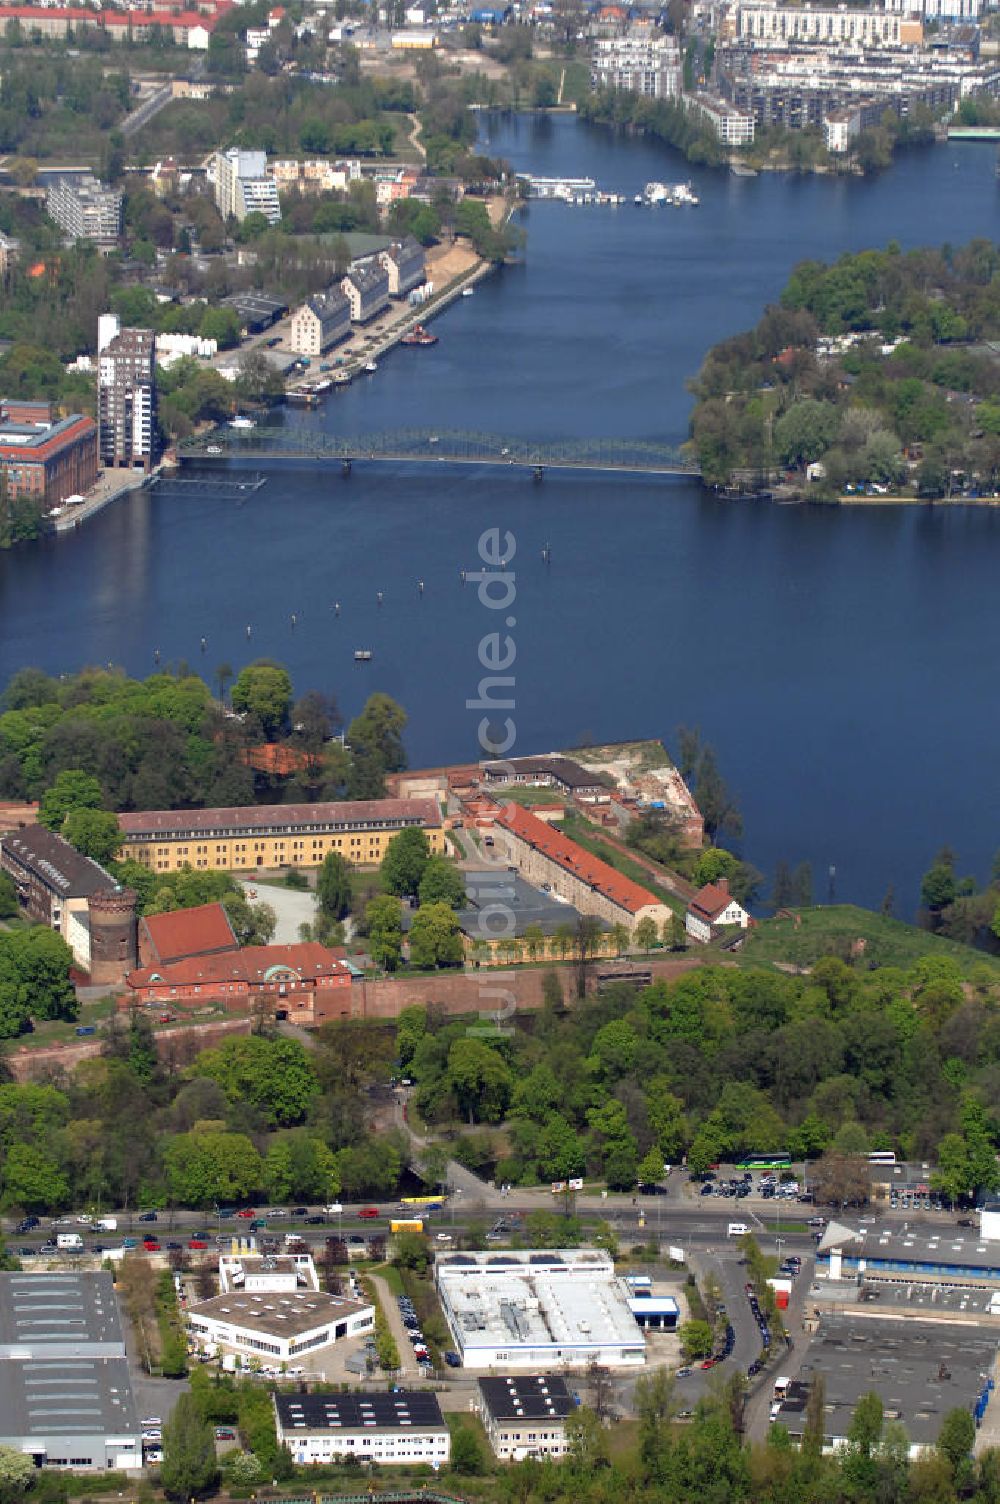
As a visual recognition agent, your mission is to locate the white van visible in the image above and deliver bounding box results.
[727,1222,749,1238]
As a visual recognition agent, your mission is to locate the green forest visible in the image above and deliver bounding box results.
[687,239,1000,495]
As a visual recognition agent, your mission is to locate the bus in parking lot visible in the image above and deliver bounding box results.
[736,1152,792,1171]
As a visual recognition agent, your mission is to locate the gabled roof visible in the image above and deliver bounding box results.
[495,802,661,916]
[687,881,740,921]
[139,901,236,966]
[127,941,351,991]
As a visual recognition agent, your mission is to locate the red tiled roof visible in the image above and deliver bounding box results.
[243,743,316,776]
[688,881,738,921]
[127,941,350,990]
[140,901,236,965]
[117,797,441,837]
[495,802,661,916]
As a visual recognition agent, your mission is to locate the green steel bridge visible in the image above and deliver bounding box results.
[179,426,700,479]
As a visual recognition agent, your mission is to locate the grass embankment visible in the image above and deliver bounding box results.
[558,811,687,916]
[744,904,1000,976]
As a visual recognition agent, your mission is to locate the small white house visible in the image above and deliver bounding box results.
[684,877,750,944]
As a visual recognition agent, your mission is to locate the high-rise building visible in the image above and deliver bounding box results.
[212,148,281,224]
[45,174,123,249]
[97,314,157,472]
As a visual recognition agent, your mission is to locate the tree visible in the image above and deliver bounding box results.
[0,873,17,920]
[347,693,407,777]
[637,1145,666,1185]
[392,1228,430,1273]
[447,1037,512,1123]
[938,1407,975,1486]
[409,901,464,969]
[450,1426,485,1475]
[1,1142,69,1211]
[38,767,103,830]
[366,893,403,971]
[235,348,284,402]
[418,855,466,909]
[381,826,430,896]
[774,398,840,468]
[679,1318,714,1360]
[0,1447,34,1503]
[695,747,743,843]
[230,660,292,737]
[317,849,351,920]
[163,1130,263,1206]
[635,915,658,953]
[161,1391,219,1500]
[191,1036,318,1126]
[63,806,121,865]
[812,1149,871,1209]
[565,1406,609,1471]
[666,912,687,951]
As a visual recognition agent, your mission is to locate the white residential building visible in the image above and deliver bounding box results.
[736,1,911,48]
[212,148,281,225]
[686,92,756,144]
[379,236,426,296]
[97,315,157,472]
[592,31,681,98]
[275,1392,451,1466]
[341,261,391,322]
[684,877,751,944]
[46,174,122,249]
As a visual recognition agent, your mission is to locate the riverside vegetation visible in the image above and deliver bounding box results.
[687,239,1000,496]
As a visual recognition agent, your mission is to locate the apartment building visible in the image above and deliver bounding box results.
[290,288,352,356]
[686,91,757,142]
[46,174,122,249]
[97,314,157,472]
[735,1,916,48]
[213,148,281,225]
[592,30,682,98]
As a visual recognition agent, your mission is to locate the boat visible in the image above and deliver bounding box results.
[364,361,378,373]
[730,163,758,177]
[286,388,315,406]
[644,181,671,204]
[333,371,351,386]
[461,287,475,298]
[354,649,372,661]
[229,415,256,430]
[313,378,333,393]
[400,324,438,347]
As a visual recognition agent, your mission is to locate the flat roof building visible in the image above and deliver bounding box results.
[0,1272,140,1471]
[436,1249,646,1369]
[187,1288,374,1363]
[477,1374,576,1460]
[774,1314,999,1457]
[46,174,122,249]
[213,148,281,225]
[97,315,157,473]
[116,796,444,873]
[274,1391,450,1466]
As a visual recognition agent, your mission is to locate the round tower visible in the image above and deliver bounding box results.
[87,887,138,986]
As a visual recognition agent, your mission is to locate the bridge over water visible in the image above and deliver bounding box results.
[179,426,700,479]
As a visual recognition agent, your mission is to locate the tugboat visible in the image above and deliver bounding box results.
[354,649,373,662]
[400,324,439,347]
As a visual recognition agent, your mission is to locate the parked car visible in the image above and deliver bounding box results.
[444,1351,461,1367]
[675,1367,693,1378]
[214,1428,236,1441]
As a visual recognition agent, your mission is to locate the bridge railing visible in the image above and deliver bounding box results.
[180,427,699,474]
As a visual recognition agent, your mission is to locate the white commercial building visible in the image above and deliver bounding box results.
[436,1249,646,1369]
[187,1286,374,1364]
[736,1,910,48]
[218,1252,319,1294]
[275,1391,451,1466]
[478,1375,576,1460]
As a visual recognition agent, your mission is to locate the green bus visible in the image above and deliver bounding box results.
[736,1152,792,1171]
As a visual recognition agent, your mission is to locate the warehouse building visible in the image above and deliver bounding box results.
[773,1314,999,1457]
[0,1272,141,1471]
[478,1375,576,1460]
[436,1249,646,1369]
[274,1391,450,1466]
[116,797,444,872]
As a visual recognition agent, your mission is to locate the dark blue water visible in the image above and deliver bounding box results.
[1,114,999,911]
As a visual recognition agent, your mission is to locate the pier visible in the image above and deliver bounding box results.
[178,427,700,479]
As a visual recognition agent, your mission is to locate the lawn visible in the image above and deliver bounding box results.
[743,905,1000,977]
[8,994,119,1051]
[495,785,567,807]
[558,811,686,916]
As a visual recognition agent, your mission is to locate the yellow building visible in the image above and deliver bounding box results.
[117,798,444,874]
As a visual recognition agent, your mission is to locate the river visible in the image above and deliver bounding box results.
[1,114,999,912]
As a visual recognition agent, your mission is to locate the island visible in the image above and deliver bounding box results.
[687,238,1000,502]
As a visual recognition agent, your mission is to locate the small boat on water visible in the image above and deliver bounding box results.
[364,361,378,373]
[333,371,351,386]
[461,287,475,298]
[730,163,758,177]
[354,649,372,661]
[401,324,438,347]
